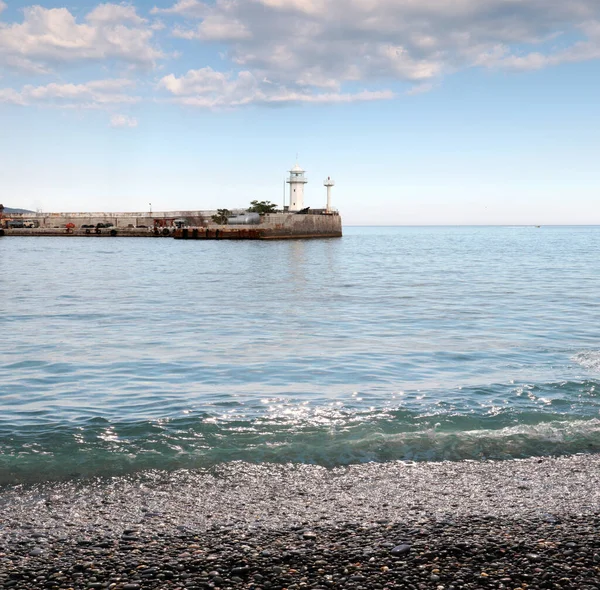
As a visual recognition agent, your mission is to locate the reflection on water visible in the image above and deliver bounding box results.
[1,227,600,482]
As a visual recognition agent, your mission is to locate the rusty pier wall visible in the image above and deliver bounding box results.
[174,213,342,240]
[4,228,172,238]
[1,212,343,240]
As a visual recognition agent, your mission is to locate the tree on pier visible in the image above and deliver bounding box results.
[211,209,231,224]
[248,200,278,214]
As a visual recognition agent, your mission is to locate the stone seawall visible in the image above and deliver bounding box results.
[1,210,239,229]
[174,213,342,240]
[4,228,171,238]
[261,212,342,238]
[2,212,343,240]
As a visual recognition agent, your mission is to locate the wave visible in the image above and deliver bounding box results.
[2,413,600,485]
[574,351,600,372]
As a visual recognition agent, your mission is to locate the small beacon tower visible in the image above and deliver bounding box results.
[324,176,335,212]
[287,163,308,211]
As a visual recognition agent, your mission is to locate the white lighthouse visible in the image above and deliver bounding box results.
[287,163,308,211]
[324,176,335,212]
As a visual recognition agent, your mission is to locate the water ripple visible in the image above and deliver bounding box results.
[1,228,600,483]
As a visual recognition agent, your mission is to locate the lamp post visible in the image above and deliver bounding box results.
[324,177,335,212]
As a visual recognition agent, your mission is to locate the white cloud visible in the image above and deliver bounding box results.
[405,82,436,96]
[151,0,208,18]
[2,55,52,74]
[4,0,600,114]
[0,79,140,109]
[86,3,146,25]
[0,87,26,105]
[160,67,239,95]
[0,4,163,72]
[256,0,327,17]
[173,15,251,41]
[150,20,166,31]
[156,0,600,98]
[376,45,443,81]
[110,113,138,127]
[159,66,394,107]
[476,19,600,71]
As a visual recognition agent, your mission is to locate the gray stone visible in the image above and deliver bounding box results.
[390,544,411,556]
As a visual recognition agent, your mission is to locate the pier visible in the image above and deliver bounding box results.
[0,163,342,240]
[1,211,342,240]
[3,227,174,238]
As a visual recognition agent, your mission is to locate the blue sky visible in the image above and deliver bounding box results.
[1,0,599,225]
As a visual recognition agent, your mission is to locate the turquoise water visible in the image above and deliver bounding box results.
[1,227,600,484]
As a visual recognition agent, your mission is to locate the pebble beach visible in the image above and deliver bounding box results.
[1,455,599,589]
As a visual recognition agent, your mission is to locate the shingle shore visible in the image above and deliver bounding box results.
[0,455,599,589]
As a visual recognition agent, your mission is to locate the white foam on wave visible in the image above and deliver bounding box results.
[573,351,600,371]
[369,417,600,461]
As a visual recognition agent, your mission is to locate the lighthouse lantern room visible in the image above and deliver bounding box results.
[287,163,308,212]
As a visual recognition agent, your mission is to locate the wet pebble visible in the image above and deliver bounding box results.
[390,544,411,556]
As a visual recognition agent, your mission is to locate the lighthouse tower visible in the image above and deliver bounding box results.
[287,163,308,211]
[324,176,335,212]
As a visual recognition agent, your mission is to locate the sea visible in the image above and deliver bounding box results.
[1,226,600,486]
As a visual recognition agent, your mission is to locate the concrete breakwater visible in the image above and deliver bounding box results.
[4,227,172,238]
[175,212,342,240]
[1,211,343,240]
[1,209,209,230]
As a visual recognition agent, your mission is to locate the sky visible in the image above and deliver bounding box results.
[0,0,599,225]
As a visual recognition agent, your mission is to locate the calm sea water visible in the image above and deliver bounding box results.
[1,227,600,484]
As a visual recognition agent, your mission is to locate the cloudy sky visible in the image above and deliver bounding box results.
[1,0,599,224]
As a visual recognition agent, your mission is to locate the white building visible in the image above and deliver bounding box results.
[287,163,308,211]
